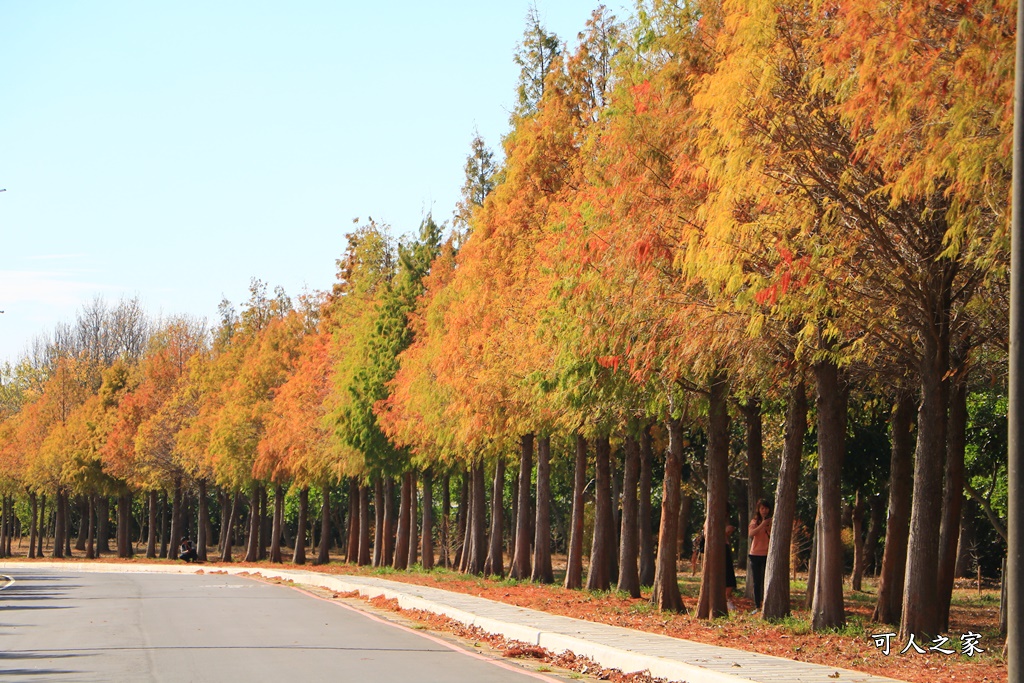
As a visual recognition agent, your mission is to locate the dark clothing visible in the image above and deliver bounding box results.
[725,543,736,589]
[749,554,768,608]
[179,540,198,563]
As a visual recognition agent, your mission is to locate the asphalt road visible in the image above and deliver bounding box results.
[0,568,564,683]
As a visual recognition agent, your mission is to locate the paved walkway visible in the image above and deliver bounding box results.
[1,562,905,683]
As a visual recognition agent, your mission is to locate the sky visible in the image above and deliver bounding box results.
[0,0,623,366]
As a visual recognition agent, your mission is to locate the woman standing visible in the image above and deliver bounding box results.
[747,499,772,612]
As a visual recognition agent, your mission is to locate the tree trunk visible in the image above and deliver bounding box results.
[64,494,72,556]
[146,490,158,558]
[509,471,519,559]
[873,393,915,624]
[455,471,469,569]
[611,453,621,585]
[347,478,360,563]
[197,480,209,562]
[257,485,269,561]
[383,478,395,567]
[851,490,866,591]
[270,484,284,563]
[587,435,614,591]
[244,486,260,562]
[74,496,88,551]
[408,471,418,567]
[811,359,846,630]
[97,496,111,554]
[85,495,95,559]
[440,473,450,568]
[805,512,819,609]
[316,483,331,565]
[373,478,384,567]
[955,498,977,577]
[652,419,684,612]
[116,492,133,558]
[358,484,371,565]
[532,435,554,583]
[221,490,238,562]
[293,487,308,565]
[617,433,641,597]
[900,312,951,641]
[468,459,487,574]
[864,493,885,576]
[763,378,808,620]
[565,434,587,590]
[484,458,506,577]
[422,469,434,570]
[937,373,967,630]
[510,434,534,579]
[29,493,38,559]
[394,473,411,570]
[37,493,46,557]
[698,371,730,619]
[169,478,184,560]
[52,489,65,559]
[159,491,169,558]
[742,399,763,586]
[639,427,655,587]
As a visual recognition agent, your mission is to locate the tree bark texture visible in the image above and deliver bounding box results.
[373,478,384,567]
[564,434,587,590]
[937,374,967,630]
[900,310,951,640]
[146,490,158,558]
[316,484,331,565]
[422,469,434,570]
[617,433,641,597]
[357,484,371,565]
[394,473,411,570]
[383,477,396,566]
[587,435,614,591]
[511,434,534,580]
[408,471,419,567]
[485,459,505,577]
[116,492,133,558]
[639,426,655,587]
[873,393,915,624]
[293,487,308,565]
[347,478,360,563]
[532,435,554,583]
[698,371,730,619]
[811,360,846,631]
[270,484,284,563]
[221,490,238,562]
[651,419,684,612]
[763,378,808,620]
[197,480,209,562]
[244,486,260,563]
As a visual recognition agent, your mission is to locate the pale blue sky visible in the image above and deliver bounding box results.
[0,1,620,365]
